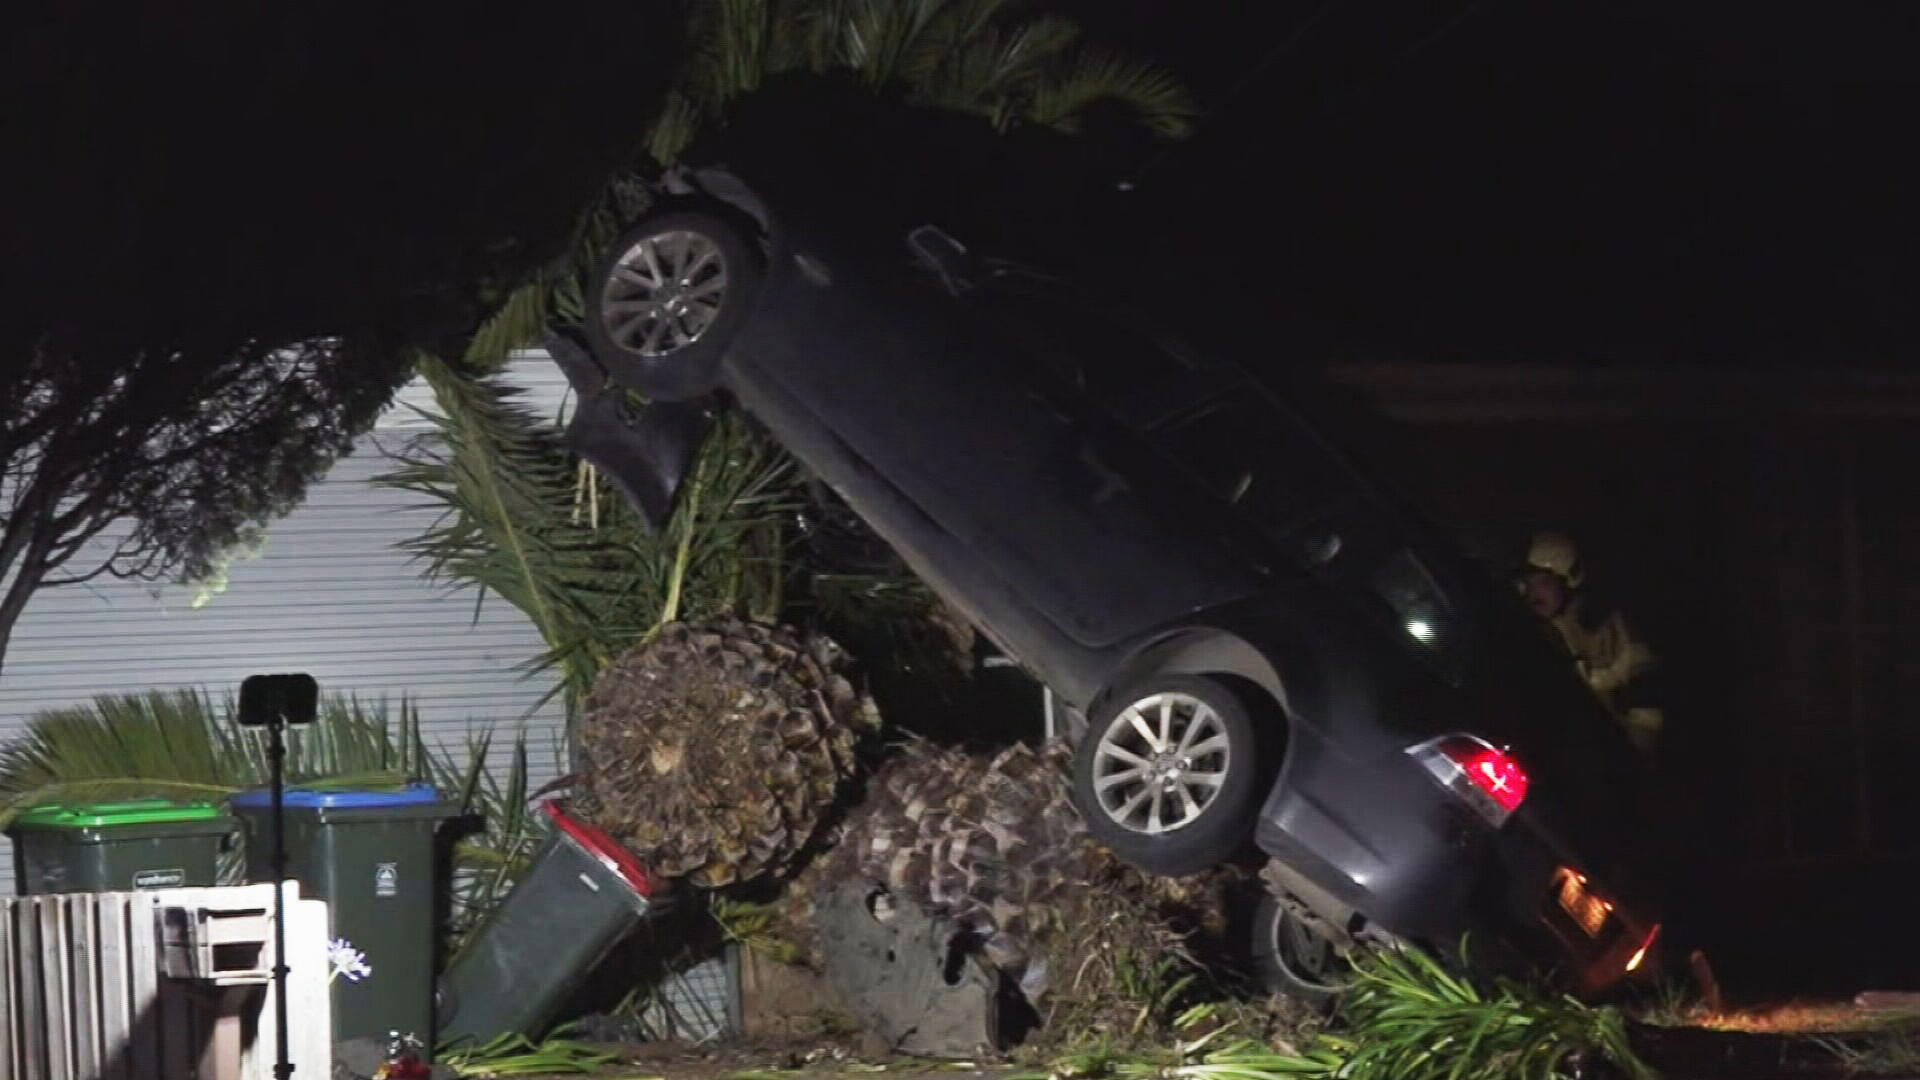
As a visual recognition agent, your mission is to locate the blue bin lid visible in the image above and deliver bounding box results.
[230,782,441,810]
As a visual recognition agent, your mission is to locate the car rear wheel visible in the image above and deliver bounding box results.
[585,210,761,401]
[1072,674,1265,877]
[1252,892,1349,1005]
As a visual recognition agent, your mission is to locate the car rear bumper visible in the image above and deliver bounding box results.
[1483,816,1662,997]
[1254,739,1659,998]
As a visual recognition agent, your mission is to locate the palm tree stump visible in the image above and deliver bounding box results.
[573,617,879,889]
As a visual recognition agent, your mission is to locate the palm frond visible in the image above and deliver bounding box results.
[0,690,421,828]
[709,896,801,964]
[437,1023,616,1073]
[706,0,778,101]
[1018,945,1655,1080]
[464,282,553,376]
[456,0,1193,373]
[388,0,1194,708]
[1023,47,1197,137]
[429,724,549,953]
[1323,944,1655,1080]
[646,90,710,169]
[911,14,1080,118]
[460,171,657,373]
[0,687,553,960]
[377,360,804,707]
[2,780,249,822]
[0,691,249,824]
[382,359,631,701]
[907,0,1025,75]
[283,694,428,781]
[846,0,958,86]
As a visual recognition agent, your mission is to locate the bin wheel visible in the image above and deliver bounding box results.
[435,975,458,1030]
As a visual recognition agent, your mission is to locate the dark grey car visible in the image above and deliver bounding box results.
[551,84,1663,999]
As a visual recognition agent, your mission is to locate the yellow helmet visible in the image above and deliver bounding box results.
[1525,530,1583,589]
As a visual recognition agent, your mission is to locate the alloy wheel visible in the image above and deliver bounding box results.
[599,230,729,357]
[1090,691,1233,835]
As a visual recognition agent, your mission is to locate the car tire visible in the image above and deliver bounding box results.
[1072,674,1266,877]
[1251,893,1348,1005]
[584,209,762,401]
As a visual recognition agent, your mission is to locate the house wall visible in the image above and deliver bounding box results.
[0,354,574,893]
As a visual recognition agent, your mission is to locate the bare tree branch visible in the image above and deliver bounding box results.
[41,552,127,587]
[0,502,60,677]
[42,512,117,573]
[0,330,413,670]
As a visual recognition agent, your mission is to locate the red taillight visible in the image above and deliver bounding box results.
[1446,742,1529,814]
[1410,735,1530,825]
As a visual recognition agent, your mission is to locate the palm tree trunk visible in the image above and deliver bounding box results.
[659,467,705,628]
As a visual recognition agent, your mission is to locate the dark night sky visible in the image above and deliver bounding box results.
[2,1,684,355]
[5,2,1915,368]
[1054,1,1920,367]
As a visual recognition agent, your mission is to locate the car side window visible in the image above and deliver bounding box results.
[1151,397,1468,669]
[1147,400,1261,503]
[1148,399,1360,544]
[975,282,1192,404]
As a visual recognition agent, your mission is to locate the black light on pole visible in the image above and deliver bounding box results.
[238,672,318,1080]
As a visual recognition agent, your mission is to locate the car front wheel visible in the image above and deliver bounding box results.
[1072,674,1266,877]
[584,209,762,401]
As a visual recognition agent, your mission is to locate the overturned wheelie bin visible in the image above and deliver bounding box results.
[437,800,657,1044]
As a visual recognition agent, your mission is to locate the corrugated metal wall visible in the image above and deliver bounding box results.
[0,354,573,893]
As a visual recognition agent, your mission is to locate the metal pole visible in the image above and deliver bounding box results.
[270,718,294,1080]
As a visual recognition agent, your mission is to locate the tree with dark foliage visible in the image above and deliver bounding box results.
[0,330,407,673]
[0,0,689,673]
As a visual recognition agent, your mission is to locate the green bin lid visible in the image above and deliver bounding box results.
[10,799,228,829]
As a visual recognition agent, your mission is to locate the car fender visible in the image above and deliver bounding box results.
[666,165,777,241]
[1095,584,1384,746]
[546,327,714,529]
[1095,627,1290,716]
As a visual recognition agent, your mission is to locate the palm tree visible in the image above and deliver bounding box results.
[644,0,1193,164]
[0,690,430,820]
[0,690,545,951]
[380,362,799,708]
[460,0,1194,370]
[382,0,1194,711]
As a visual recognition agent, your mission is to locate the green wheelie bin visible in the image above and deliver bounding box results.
[230,783,458,1049]
[6,800,234,894]
[437,800,657,1045]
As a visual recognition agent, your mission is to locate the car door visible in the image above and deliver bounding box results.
[1134,390,1478,670]
[1135,392,1372,557]
[733,225,1258,651]
[950,277,1271,644]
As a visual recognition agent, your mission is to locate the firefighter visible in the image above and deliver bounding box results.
[1519,530,1664,754]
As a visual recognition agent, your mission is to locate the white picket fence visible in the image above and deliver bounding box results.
[1,883,330,1080]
